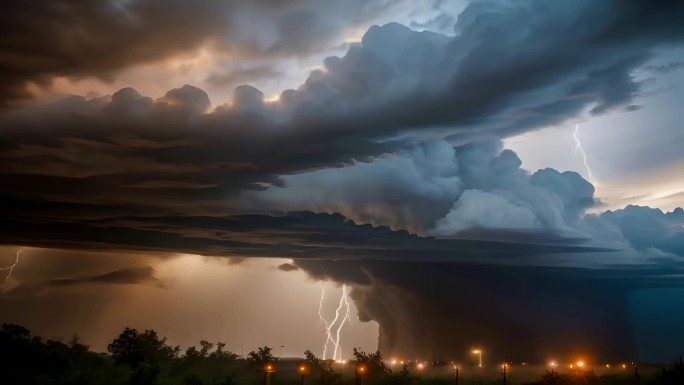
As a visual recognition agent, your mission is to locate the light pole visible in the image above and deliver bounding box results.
[356,365,366,385]
[264,363,275,385]
[453,365,459,385]
[576,360,584,380]
[472,349,483,367]
[502,363,507,385]
[298,364,307,385]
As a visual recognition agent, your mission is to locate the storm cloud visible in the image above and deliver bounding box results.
[0,0,409,107]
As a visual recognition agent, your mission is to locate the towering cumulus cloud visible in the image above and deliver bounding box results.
[2,0,684,363]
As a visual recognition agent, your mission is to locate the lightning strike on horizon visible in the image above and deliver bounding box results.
[318,282,336,360]
[318,283,352,361]
[332,285,352,361]
[1,249,22,285]
[573,124,597,185]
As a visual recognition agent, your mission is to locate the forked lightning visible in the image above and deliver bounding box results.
[318,283,352,361]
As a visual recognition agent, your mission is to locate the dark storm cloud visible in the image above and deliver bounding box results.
[2,0,683,241]
[292,258,684,362]
[277,263,299,272]
[0,0,403,107]
[2,266,163,298]
[0,209,611,262]
[205,65,282,88]
[645,61,684,74]
[50,266,162,287]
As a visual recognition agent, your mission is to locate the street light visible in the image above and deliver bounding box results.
[471,349,483,367]
[502,363,508,385]
[263,363,276,385]
[549,361,558,372]
[575,360,584,380]
[298,364,307,385]
[453,365,459,385]
[356,365,366,385]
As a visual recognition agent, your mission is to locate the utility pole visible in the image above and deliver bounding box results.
[633,362,639,378]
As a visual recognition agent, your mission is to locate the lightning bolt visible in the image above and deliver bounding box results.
[573,124,597,185]
[318,282,336,360]
[1,249,22,285]
[318,283,352,361]
[332,284,352,361]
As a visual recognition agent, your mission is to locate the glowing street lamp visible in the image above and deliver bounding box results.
[471,349,483,367]
[263,363,276,385]
[355,365,366,385]
[453,365,459,385]
[502,363,508,385]
[574,360,585,379]
[549,361,558,372]
[298,364,307,385]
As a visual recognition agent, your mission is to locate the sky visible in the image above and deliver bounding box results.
[1,0,684,364]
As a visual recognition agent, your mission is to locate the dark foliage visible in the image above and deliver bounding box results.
[2,323,682,385]
[247,346,275,364]
[650,359,684,385]
[107,328,180,368]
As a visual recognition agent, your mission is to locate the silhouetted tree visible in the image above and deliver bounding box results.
[199,340,214,357]
[351,348,390,374]
[107,327,180,368]
[211,342,238,360]
[68,334,89,354]
[303,349,347,385]
[184,346,203,362]
[247,346,275,364]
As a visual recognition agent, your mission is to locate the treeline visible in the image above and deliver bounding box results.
[1,323,682,385]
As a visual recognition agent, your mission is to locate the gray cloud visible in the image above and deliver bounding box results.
[277,263,299,272]
[2,0,682,222]
[206,65,282,88]
[645,61,684,74]
[250,141,606,245]
[0,0,406,107]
